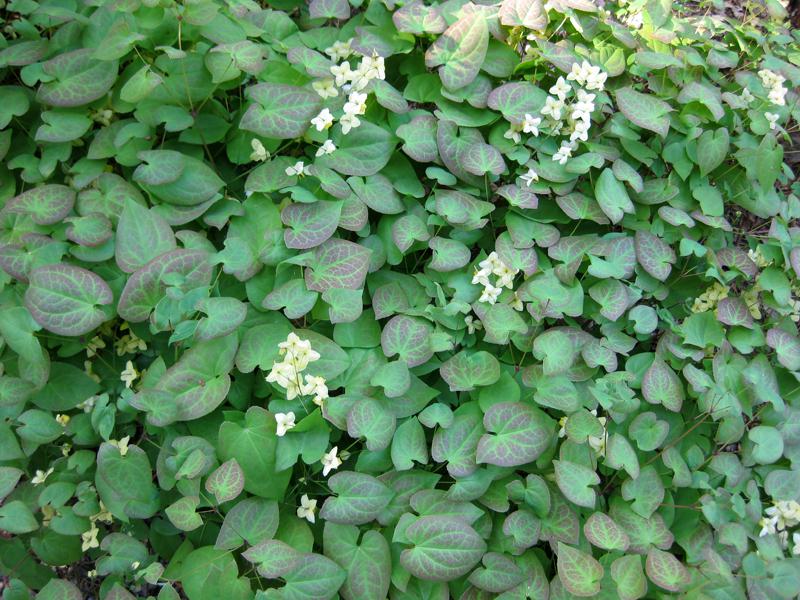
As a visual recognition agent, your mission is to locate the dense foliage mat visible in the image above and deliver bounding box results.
[1,0,800,598]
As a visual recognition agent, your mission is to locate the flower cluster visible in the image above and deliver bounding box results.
[472,251,522,310]
[758,68,788,106]
[115,323,147,356]
[307,44,386,155]
[759,500,800,555]
[515,60,606,184]
[691,281,729,314]
[249,138,269,162]
[81,501,113,552]
[266,333,329,435]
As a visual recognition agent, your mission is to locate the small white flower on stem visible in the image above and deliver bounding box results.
[330,62,353,87]
[311,108,334,131]
[479,284,502,305]
[321,447,342,476]
[549,76,570,100]
[553,141,575,165]
[275,412,296,437]
[250,139,269,162]
[520,168,538,187]
[316,140,336,157]
[303,374,329,406]
[340,113,361,134]
[32,467,54,486]
[765,112,779,130]
[297,494,317,523]
[504,124,522,144]
[522,113,541,135]
[285,161,307,177]
[541,96,564,121]
[510,292,524,311]
[464,315,482,334]
[312,79,339,99]
[81,524,100,552]
[325,39,353,61]
[109,435,130,456]
[120,360,138,389]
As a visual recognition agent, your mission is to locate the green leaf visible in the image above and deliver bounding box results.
[614,87,672,137]
[556,542,604,597]
[30,362,98,411]
[240,83,322,139]
[645,548,690,593]
[584,512,630,551]
[499,0,547,30]
[116,198,176,273]
[400,516,487,581]
[195,297,247,341]
[133,150,223,207]
[282,200,342,250]
[37,49,118,107]
[611,555,647,600]
[316,121,397,177]
[425,11,489,90]
[323,523,391,600]
[554,460,600,509]
[205,458,245,504]
[634,231,675,281]
[25,264,112,336]
[319,471,394,525]
[165,496,203,532]
[218,407,291,500]
[180,547,252,600]
[216,498,279,550]
[381,315,433,367]
[468,552,525,593]
[277,552,346,600]
[243,539,301,578]
[36,580,82,600]
[305,238,371,292]
[697,128,729,176]
[440,350,501,391]
[461,143,506,176]
[642,357,684,412]
[3,184,75,226]
[594,168,634,224]
[154,336,237,421]
[391,417,428,470]
[0,500,38,534]
[95,442,160,522]
[477,402,552,467]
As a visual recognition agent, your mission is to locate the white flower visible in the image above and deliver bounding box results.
[81,524,100,552]
[558,416,568,438]
[553,141,575,165]
[741,88,755,104]
[266,360,295,389]
[249,138,269,162]
[478,251,502,272]
[494,263,519,289]
[465,315,482,334]
[625,10,643,28]
[312,78,339,99]
[344,91,367,116]
[520,167,538,187]
[56,413,70,427]
[340,112,361,134]
[120,360,138,389]
[471,267,492,287]
[109,435,130,457]
[567,61,606,91]
[768,87,787,106]
[541,95,564,121]
[549,76,571,100]
[586,67,607,91]
[31,467,54,486]
[765,112,779,130]
[522,113,541,135]
[510,293,524,311]
[325,39,353,61]
[285,161,307,177]
[316,139,337,157]
[575,88,596,111]
[321,447,342,476]
[793,532,800,556]
[311,108,334,132]
[504,124,522,144]
[303,374,328,406]
[297,494,317,523]
[275,412,296,437]
[86,336,106,357]
[479,283,502,305]
[759,516,778,537]
[330,62,353,87]
[570,119,591,142]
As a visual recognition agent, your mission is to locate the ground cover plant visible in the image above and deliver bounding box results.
[1,0,800,597]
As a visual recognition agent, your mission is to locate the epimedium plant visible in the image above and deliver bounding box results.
[0,0,799,598]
